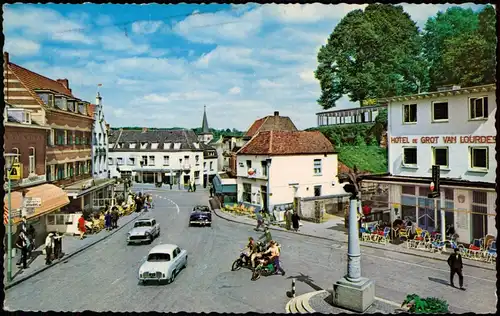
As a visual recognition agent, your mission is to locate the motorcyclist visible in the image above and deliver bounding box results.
[263,240,285,276]
[241,237,257,264]
[258,226,272,248]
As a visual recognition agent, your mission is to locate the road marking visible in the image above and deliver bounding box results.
[111,277,122,285]
[167,199,180,214]
[363,253,494,282]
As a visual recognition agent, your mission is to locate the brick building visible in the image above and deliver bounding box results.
[4,52,114,215]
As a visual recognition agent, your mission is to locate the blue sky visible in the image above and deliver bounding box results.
[3,3,485,130]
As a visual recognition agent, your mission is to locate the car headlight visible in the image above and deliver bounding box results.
[145,231,150,235]
[127,232,131,237]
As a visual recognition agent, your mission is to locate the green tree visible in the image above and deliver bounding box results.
[368,107,387,144]
[422,7,479,89]
[315,4,425,109]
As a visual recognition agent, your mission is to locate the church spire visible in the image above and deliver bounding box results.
[201,105,210,134]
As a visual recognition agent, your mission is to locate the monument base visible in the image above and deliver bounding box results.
[333,276,375,313]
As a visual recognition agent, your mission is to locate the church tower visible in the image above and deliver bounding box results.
[198,105,213,144]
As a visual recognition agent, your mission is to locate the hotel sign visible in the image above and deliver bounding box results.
[391,135,496,144]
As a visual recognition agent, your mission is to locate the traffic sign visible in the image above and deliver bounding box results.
[429,181,435,192]
[23,198,42,208]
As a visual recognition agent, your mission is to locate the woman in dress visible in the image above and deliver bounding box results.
[78,215,86,240]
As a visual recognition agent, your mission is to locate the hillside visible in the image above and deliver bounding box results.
[337,146,387,174]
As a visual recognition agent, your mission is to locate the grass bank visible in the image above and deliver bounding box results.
[337,146,387,174]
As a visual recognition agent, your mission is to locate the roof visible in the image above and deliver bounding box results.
[200,105,210,134]
[88,104,96,117]
[108,129,205,151]
[8,62,75,99]
[149,244,178,254]
[237,130,335,156]
[245,113,298,137]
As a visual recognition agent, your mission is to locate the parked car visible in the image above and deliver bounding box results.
[189,205,212,227]
[138,244,188,284]
[127,218,160,245]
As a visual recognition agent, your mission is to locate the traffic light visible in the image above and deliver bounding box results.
[428,165,440,198]
[339,172,360,199]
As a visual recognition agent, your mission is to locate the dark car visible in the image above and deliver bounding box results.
[189,205,212,227]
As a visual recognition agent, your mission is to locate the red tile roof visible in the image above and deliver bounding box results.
[238,131,335,155]
[244,114,298,137]
[245,117,266,137]
[88,104,96,117]
[8,62,76,104]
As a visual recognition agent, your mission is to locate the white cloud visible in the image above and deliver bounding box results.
[261,3,368,23]
[228,86,241,95]
[132,20,164,34]
[55,49,92,58]
[3,6,94,44]
[98,31,150,54]
[4,38,40,56]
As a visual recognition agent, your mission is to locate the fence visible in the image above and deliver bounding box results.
[296,194,350,223]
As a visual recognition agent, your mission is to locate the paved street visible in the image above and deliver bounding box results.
[5,186,495,313]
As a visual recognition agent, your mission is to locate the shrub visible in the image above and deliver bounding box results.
[402,294,449,314]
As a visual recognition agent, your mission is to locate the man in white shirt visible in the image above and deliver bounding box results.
[45,233,54,265]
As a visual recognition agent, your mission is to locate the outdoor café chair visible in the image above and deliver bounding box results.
[486,241,497,263]
[430,239,446,253]
[360,227,371,242]
[399,227,410,241]
[379,227,391,245]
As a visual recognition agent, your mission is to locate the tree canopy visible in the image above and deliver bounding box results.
[315,4,495,109]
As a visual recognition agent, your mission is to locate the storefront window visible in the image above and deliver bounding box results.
[242,183,252,203]
[471,191,488,240]
[47,215,55,225]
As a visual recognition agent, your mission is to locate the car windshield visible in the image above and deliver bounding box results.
[134,221,152,227]
[147,253,171,262]
[194,207,209,212]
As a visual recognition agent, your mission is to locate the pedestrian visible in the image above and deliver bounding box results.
[78,215,86,240]
[292,211,300,232]
[20,216,28,233]
[193,181,197,192]
[284,209,291,230]
[169,183,173,190]
[209,185,214,198]
[27,224,36,258]
[255,210,264,231]
[447,248,465,290]
[15,231,29,269]
[44,232,54,265]
[188,182,193,192]
[104,211,112,231]
[111,208,119,229]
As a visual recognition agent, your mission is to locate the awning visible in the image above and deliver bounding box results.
[64,178,116,198]
[4,184,70,225]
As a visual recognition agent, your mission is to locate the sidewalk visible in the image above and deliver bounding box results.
[213,208,494,271]
[4,210,144,289]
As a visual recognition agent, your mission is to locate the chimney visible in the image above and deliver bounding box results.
[57,79,70,90]
[4,52,9,65]
[96,92,102,106]
[142,127,148,133]
[274,111,279,117]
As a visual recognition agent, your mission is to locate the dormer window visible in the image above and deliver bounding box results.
[129,143,136,149]
[140,142,148,149]
[78,102,87,115]
[37,93,55,107]
[164,143,172,149]
[174,143,181,150]
[67,100,75,112]
[22,111,31,124]
[151,143,159,150]
[193,143,200,149]
[55,96,67,110]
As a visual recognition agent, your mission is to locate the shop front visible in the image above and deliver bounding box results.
[213,174,237,205]
[63,178,116,212]
[363,175,496,243]
[3,184,70,251]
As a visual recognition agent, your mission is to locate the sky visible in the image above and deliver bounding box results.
[3,3,486,131]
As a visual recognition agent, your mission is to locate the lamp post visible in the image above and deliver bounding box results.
[266,158,272,214]
[334,166,375,312]
[4,153,18,282]
[139,161,144,184]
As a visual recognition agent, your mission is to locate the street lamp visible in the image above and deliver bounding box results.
[266,158,272,215]
[4,153,18,282]
[335,166,375,312]
[139,161,144,184]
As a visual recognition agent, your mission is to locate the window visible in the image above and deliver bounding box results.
[432,101,449,121]
[56,130,65,145]
[28,147,35,174]
[184,156,189,163]
[194,171,200,179]
[75,132,80,145]
[22,111,31,124]
[193,143,200,149]
[163,156,170,166]
[67,101,75,112]
[402,147,417,166]
[469,97,488,120]
[56,164,64,180]
[203,162,207,169]
[38,93,49,105]
[87,161,91,173]
[401,185,416,195]
[174,143,181,150]
[471,191,488,239]
[11,148,20,162]
[67,131,73,145]
[210,161,213,170]
[98,133,102,145]
[141,156,148,166]
[55,97,66,110]
[261,161,268,176]
[246,160,252,169]
[46,165,52,181]
[78,102,87,115]
[140,142,148,149]
[69,163,74,177]
[128,157,135,166]
[149,156,155,166]
[469,147,488,170]
[314,185,322,197]
[164,143,171,149]
[151,143,158,150]
[129,143,136,149]
[242,183,252,203]
[432,147,449,168]
[117,158,123,165]
[195,155,199,165]
[313,159,322,175]
[403,104,417,123]
[47,129,55,146]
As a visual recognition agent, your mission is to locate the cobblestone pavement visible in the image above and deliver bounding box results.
[5,187,495,313]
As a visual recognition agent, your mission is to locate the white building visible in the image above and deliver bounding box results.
[108,128,217,188]
[91,92,109,179]
[236,130,347,213]
[363,84,496,242]
[196,106,219,186]
[211,134,249,172]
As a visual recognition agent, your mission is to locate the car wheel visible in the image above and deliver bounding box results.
[169,271,176,284]
[148,235,153,244]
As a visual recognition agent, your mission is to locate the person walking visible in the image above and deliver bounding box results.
[255,210,264,231]
[447,248,465,290]
[193,181,197,192]
[209,184,214,197]
[169,182,173,190]
[188,182,193,192]
[104,211,112,231]
[292,211,300,232]
[15,232,29,269]
[27,224,36,259]
[44,232,54,265]
[284,209,291,230]
[78,215,86,240]
[111,208,119,229]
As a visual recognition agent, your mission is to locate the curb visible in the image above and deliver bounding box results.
[5,211,144,290]
[212,208,494,272]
